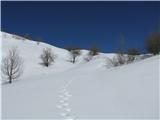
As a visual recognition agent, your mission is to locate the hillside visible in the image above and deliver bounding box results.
[1,32,159,120]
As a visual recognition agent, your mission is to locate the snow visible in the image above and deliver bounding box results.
[1,32,159,120]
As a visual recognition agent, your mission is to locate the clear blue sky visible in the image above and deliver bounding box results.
[1,1,160,53]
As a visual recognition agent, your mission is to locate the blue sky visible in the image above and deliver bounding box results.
[1,1,160,53]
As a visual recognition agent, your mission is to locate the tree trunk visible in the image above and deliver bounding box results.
[73,57,75,63]
[9,76,12,84]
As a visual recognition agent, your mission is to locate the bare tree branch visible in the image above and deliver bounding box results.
[40,48,56,67]
[1,47,23,83]
[69,49,81,63]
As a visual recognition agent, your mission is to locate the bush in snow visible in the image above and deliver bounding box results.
[88,45,99,56]
[40,48,56,67]
[84,55,93,62]
[69,49,81,63]
[145,32,160,55]
[108,53,128,67]
[116,53,126,65]
[106,57,119,67]
[1,47,23,84]
[84,45,100,62]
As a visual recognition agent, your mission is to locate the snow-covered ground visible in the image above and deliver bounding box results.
[1,32,159,120]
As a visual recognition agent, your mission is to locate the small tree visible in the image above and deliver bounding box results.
[88,45,99,56]
[1,48,23,84]
[84,45,99,62]
[40,48,56,67]
[70,49,81,63]
[145,32,160,55]
[127,48,140,63]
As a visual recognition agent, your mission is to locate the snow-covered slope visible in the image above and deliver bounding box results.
[1,32,159,119]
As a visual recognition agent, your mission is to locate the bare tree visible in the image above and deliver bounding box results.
[145,32,160,55]
[40,48,56,67]
[127,48,140,63]
[70,49,81,63]
[1,48,23,84]
[84,45,100,62]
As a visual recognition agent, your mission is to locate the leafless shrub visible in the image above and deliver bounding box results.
[106,57,119,67]
[84,55,93,62]
[108,53,127,67]
[116,53,126,65]
[1,47,23,84]
[40,48,56,67]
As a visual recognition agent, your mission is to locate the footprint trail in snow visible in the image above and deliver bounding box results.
[57,80,75,120]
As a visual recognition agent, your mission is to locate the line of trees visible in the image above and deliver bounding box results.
[66,45,100,63]
[1,31,159,83]
[109,31,160,67]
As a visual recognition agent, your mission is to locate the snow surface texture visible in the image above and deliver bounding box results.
[1,32,159,120]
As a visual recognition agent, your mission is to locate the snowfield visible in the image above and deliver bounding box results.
[1,32,159,120]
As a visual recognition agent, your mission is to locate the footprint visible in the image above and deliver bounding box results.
[65,118,75,120]
[58,80,75,119]
[64,108,71,112]
[59,95,64,98]
[60,89,67,93]
[64,92,72,97]
[56,105,63,109]
[59,100,65,103]
[63,97,69,101]
[62,103,69,107]
[60,112,70,117]
[64,91,69,95]
[65,116,75,120]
